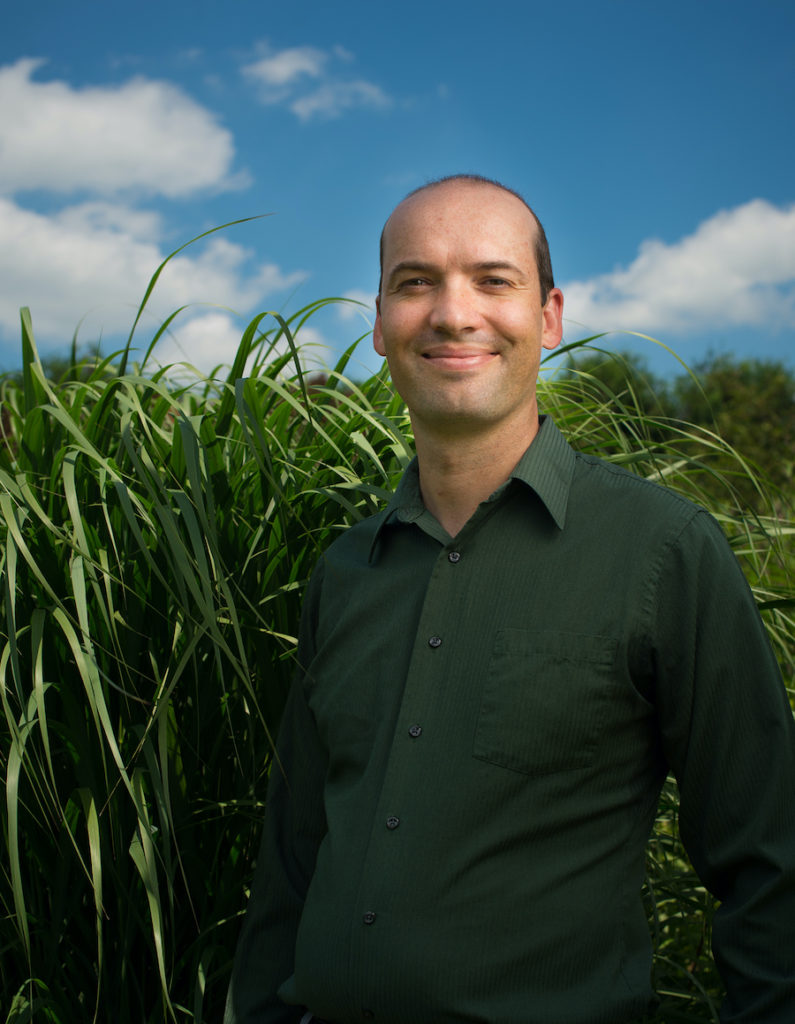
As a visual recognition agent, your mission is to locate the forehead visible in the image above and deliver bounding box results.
[382,183,537,268]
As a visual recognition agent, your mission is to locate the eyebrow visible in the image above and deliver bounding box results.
[385,259,528,286]
[385,260,437,285]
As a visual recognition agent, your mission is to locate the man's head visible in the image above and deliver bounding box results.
[378,174,555,305]
[373,176,564,442]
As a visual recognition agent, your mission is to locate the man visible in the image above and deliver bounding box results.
[226,175,795,1023]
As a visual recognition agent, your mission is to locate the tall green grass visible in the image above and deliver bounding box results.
[1,297,792,1022]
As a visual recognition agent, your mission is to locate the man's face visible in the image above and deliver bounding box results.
[374,181,563,439]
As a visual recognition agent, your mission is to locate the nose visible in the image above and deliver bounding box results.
[428,280,480,335]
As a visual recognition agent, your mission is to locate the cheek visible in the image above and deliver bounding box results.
[503,320,544,362]
[377,314,418,359]
[499,307,542,336]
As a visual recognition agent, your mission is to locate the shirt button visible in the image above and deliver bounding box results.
[448,550,461,563]
[408,724,423,738]
[428,635,442,648]
[363,911,377,925]
[386,815,400,830]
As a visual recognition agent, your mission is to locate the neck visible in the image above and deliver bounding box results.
[412,413,541,538]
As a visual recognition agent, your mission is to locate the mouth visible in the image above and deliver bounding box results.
[421,349,498,370]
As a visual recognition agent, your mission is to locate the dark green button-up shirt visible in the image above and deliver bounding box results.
[226,417,795,1024]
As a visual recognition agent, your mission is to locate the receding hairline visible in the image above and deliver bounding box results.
[378,174,554,302]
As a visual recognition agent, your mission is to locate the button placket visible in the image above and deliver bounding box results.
[354,539,458,986]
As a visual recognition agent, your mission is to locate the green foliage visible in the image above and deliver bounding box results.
[561,346,795,518]
[0,305,411,1022]
[0,309,792,1022]
[670,354,795,512]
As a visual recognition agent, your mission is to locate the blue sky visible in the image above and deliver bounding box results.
[2,0,793,382]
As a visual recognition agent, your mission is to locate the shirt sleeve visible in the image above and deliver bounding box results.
[224,563,329,1024]
[651,510,795,1022]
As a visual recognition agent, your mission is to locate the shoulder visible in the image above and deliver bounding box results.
[571,449,707,531]
[562,449,742,584]
[297,507,390,637]
[533,417,708,543]
[311,506,390,571]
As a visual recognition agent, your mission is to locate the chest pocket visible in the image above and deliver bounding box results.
[473,629,619,775]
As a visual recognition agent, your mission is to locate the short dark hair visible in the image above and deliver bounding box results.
[378,174,555,304]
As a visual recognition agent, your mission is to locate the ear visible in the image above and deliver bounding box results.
[541,288,564,351]
[373,294,386,356]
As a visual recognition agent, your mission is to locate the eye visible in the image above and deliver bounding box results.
[482,276,510,288]
[396,277,431,290]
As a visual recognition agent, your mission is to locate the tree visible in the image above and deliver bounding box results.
[560,348,795,516]
[670,354,795,511]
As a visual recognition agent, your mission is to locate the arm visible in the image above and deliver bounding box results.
[225,568,328,1024]
[653,511,795,1022]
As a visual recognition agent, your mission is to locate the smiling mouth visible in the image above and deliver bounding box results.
[422,351,497,369]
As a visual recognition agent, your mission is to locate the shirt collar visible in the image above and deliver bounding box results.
[506,415,574,531]
[369,415,575,562]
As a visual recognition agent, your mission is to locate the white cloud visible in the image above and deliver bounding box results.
[0,58,243,197]
[0,198,306,354]
[290,80,390,121]
[54,201,163,241]
[243,45,327,90]
[242,42,390,121]
[337,290,375,322]
[562,199,795,336]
